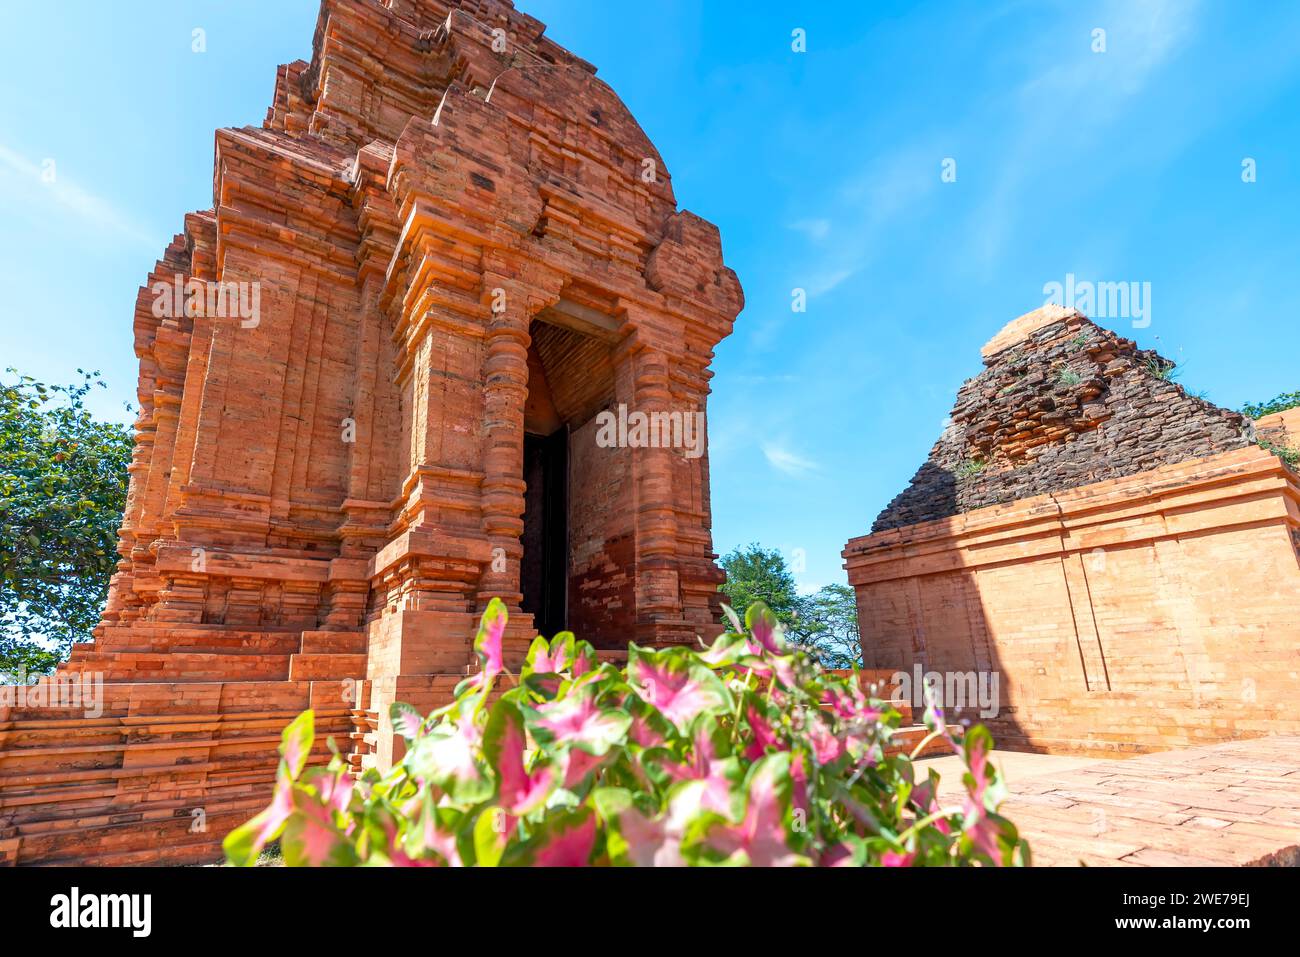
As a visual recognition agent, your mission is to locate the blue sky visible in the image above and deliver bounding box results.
[2,1,1297,592]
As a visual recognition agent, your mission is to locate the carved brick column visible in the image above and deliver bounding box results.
[476,275,532,612]
[670,358,727,638]
[625,341,687,643]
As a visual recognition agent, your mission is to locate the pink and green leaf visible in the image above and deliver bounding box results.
[484,698,556,816]
[390,702,425,744]
[279,709,315,780]
[526,690,631,756]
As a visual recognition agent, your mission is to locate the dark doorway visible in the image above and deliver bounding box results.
[521,429,568,637]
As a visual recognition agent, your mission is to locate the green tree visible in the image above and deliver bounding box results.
[795,583,862,669]
[0,369,132,675]
[718,545,862,669]
[1241,390,1300,419]
[717,543,801,627]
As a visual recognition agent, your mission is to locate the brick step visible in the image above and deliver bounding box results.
[0,709,354,754]
[2,678,355,722]
[96,622,305,635]
[85,625,309,655]
[0,732,320,776]
[2,772,278,832]
[288,653,366,681]
[0,683,161,720]
[4,740,329,863]
[60,651,293,682]
[299,631,367,655]
[0,714,352,764]
[2,729,345,865]
[1,755,295,806]
[886,724,961,759]
[13,803,267,866]
[1,706,353,735]
[0,672,355,865]
[64,839,228,867]
[67,838,229,867]
[2,758,293,828]
[0,712,353,784]
[0,766,279,818]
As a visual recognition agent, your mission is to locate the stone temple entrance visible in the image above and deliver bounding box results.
[0,0,741,865]
[520,320,581,640]
[521,429,568,639]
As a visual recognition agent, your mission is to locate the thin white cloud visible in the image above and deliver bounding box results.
[780,0,1202,291]
[786,140,941,304]
[789,218,832,241]
[968,0,1201,271]
[807,267,857,297]
[1021,0,1197,103]
[762,442,820,477]
[0,144,156,247]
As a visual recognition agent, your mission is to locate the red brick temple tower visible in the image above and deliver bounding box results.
[0,0,742,865]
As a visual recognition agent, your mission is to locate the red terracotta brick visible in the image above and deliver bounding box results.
[0,0,740,865]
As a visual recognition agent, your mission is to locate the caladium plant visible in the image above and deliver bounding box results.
[225,600,1029,867]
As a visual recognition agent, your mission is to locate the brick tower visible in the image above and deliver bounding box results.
[0,0,741,865]
[844,306,1300,757]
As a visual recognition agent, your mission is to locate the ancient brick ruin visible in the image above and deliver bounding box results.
[0,0,741,865]
[846,306,1300,756]
[4,2,1297,872]
[873,305,1257,531]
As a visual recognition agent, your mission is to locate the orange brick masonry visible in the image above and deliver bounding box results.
[4,6,1298,868]
[0,0,742,865]
[846,311,1300,759]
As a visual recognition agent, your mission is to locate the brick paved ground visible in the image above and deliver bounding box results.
[923,737,1300,866]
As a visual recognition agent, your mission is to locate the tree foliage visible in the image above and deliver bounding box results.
[718,544,862,669]
[1241,390,1300,419]
[0,369,132,674]
[718,543,801,625]
[795,583,862,670]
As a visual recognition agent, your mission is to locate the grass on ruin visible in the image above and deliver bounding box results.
[1144,356,1182,382]
[1259,440,1300,469]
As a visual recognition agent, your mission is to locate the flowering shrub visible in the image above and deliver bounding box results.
[224,600,1028,866]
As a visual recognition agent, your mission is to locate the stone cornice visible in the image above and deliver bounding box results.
[845,447,1300,584]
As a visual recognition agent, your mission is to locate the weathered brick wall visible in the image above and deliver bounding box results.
[848,449,1300,755]
[567,416,637,642]
[1,0,741,864]
[1256,406,1300,451]
[846,308,1300,758]
[874,306,1256,531]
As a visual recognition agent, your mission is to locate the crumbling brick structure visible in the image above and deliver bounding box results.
[873,305,1257,530]
[0,0,741,865]
[845,306,1300,756]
